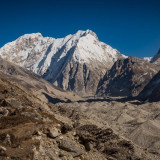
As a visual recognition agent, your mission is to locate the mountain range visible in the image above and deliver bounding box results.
[1,30,160,159]
[0,30,126,96]
[0,29,160,99]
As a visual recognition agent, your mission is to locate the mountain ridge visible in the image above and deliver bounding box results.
[0,30,126,95]
[0,30,160,97]
[97,56,160,97]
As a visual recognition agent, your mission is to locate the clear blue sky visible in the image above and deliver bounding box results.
[0,0,160,57]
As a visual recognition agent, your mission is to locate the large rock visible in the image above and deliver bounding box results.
[0,146,6,156]
[76,125,149,160]
[0,107,9,116]
[48,127,61,138]
[58,138,84,157]
[4,134,11,145]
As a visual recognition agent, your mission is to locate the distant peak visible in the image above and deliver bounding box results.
[75,29,98,40]
[85,29,98,38]
[85,29,94,34]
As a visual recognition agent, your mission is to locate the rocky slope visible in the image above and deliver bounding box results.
[138,70,160,102]
[136,48,160,101]
[97,57,159,97]
[0,58,153,160]
[0,30,126,96]
[0,57,81,103]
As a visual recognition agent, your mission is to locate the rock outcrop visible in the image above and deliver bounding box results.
[138,70,160,102]
[97,57,159,97]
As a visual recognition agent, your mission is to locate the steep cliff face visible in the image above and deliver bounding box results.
[138,71,160,102]
[49,59,112,96]
[136,48,160,101]
[0,30,126,95]
[97,57,159,97]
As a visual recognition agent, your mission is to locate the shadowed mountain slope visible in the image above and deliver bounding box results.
[97,57,159,97]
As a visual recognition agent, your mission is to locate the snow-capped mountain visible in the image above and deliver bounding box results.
[0,30,126,95]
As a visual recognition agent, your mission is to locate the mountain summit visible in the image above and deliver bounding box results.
[0,30,126,95]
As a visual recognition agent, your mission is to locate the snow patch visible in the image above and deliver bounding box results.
[0,29,126,78]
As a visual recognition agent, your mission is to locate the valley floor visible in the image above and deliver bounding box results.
[51,97,160,160]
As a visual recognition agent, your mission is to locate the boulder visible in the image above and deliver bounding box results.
[0,146,6,156]
[58,139,84,157]
[4,134,11,145]
[48,127,60,138]
[0,108,9,116]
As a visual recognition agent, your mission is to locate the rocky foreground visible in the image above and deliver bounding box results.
[0,73,155,160]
